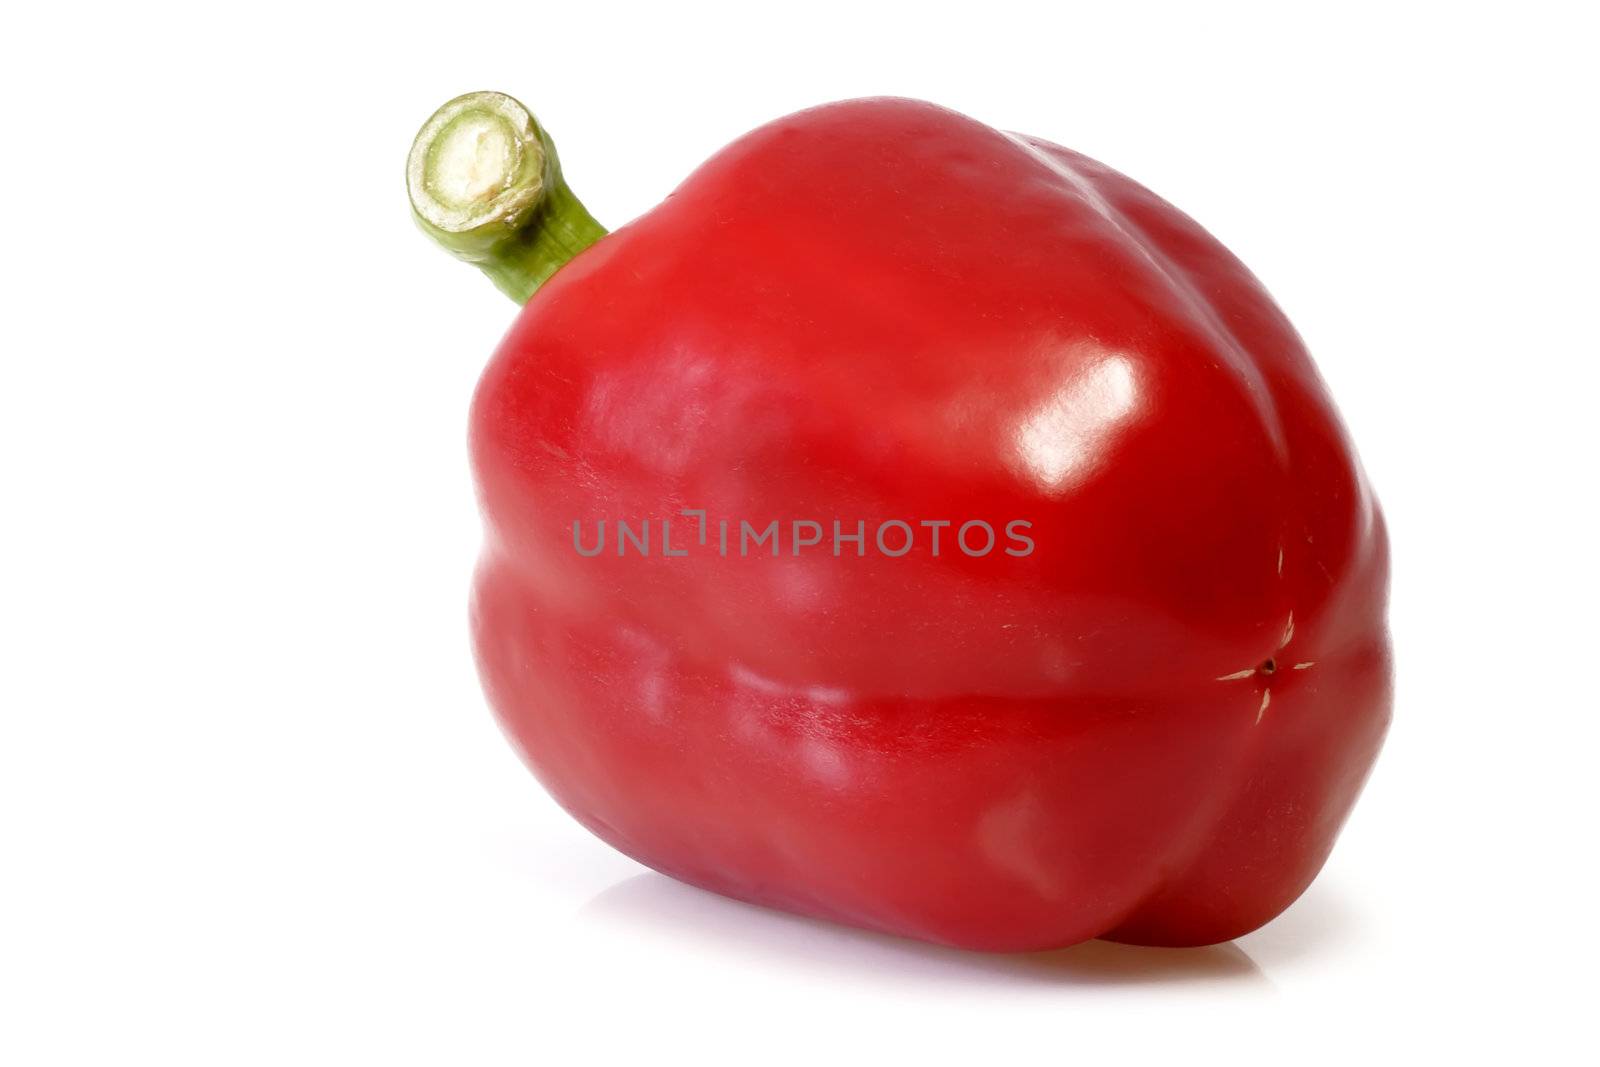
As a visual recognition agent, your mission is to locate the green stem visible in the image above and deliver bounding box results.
[406,91,607,304]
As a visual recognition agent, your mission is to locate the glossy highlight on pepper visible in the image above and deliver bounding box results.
[408,91,1392,951]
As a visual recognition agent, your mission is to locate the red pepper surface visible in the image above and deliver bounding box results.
[444,96,1390,950]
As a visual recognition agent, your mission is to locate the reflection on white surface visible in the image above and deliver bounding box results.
[579,872,1275,989]
[1015,353,1141,494]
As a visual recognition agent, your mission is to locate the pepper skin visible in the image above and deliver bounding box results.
[461,98,1390,951]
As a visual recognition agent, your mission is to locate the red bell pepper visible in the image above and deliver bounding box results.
[407,91,1391,950]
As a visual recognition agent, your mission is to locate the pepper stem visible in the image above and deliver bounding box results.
[406,91,607,304]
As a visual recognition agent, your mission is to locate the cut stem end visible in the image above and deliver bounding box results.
[406,91,607,304]
[408,92,546,244]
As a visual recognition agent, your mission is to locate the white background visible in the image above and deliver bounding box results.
[3,2,1596,1062]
